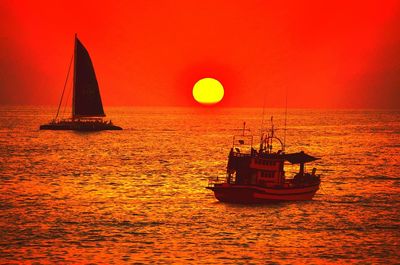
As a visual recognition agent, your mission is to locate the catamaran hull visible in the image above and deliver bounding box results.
[40,122,122,131]
[206,184,319,204]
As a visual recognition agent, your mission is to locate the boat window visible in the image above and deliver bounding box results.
[260,171,275,178]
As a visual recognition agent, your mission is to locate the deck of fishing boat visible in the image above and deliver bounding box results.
[208,148,321,188]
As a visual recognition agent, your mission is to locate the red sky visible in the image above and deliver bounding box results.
[0,0,399,108]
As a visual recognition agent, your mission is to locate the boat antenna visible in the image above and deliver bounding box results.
[283,86,288,152]
[270,116,274,153]
[259,95,266,151]
[261,95,266,129]
[54,53,73,121]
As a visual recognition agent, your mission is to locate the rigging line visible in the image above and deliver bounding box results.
[61,78,72,119]
[283,86,288,152]
[260,93,266,140]
[55,54,74,121]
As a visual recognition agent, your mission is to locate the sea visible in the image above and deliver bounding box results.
[0,106,399,264]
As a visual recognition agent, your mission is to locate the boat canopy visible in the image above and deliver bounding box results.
[284,151,319,164]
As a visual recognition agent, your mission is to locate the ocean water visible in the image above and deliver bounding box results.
[0,106,399,264]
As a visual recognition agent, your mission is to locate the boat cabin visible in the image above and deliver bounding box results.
[207,121,321,203]
[225,123,319,188]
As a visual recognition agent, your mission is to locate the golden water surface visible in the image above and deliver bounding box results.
[0,107,399,264]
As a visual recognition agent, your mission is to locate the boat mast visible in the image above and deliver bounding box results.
[54,53,73,121]
[283,87,288,152]
[259,96,266,153]
[269,116,274,153]
[72,33,77,120]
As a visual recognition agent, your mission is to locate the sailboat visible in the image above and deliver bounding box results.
[40,35,122,131]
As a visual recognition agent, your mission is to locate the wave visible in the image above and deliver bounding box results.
[339,175,400,181]
[365,175,400,180]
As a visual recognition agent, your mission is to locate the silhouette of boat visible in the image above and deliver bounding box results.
[40,35,122,131]
[206,121,321,203]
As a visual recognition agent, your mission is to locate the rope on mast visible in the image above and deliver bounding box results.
[54,54,73,121]
[61,77,72,119]
[283,86,288,152]
[259,94,266,152]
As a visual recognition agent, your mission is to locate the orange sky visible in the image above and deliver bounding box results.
[0,0,399,108]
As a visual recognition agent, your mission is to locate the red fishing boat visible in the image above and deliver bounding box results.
[206,121,321,203]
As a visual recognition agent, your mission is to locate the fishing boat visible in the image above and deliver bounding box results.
[206,121,321,203]
[40,35,122,131]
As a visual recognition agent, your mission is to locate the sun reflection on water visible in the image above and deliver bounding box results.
[0,107,399,263]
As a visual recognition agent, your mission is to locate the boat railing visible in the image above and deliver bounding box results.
[207,177,226,187]
[231,151,252,158]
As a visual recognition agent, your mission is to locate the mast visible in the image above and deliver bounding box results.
[259,96,266,153]
[72,33,77,120]
[283,87,288,152]
[269,116,274,153]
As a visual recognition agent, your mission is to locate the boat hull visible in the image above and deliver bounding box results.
[206,183,320,204]
[40,121,122,131]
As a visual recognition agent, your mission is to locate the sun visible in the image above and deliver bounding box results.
[192,78,224,105]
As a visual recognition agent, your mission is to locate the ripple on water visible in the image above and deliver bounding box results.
[0,107,399,263]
